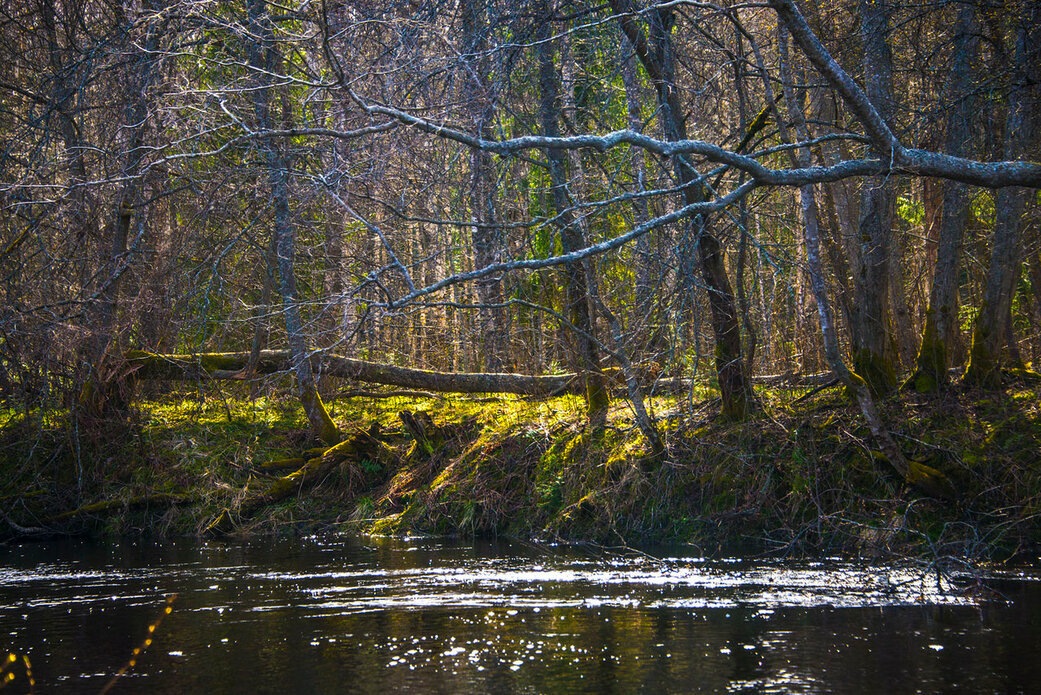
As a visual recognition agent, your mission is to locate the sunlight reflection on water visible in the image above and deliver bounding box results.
[1,537,1038,694]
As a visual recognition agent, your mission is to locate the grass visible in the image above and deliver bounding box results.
[2,381,1041,558]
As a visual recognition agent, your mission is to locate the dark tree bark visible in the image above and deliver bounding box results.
[1028,252,1041,366]
[733,27,759,377]
[248,0,340,444]
[611,0,753,419]
[535,6,609,430]
[778,24,953,499]
[909,3,978,391]
[964,3,1040,388]
[852,0,899,395]
[79,1,160,416]
[40,0,97,292]
[127,350,589,396]
[461,0,508,371]
[620,41,662,356]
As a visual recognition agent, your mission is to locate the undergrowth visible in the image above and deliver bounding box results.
[2,382,1041,558]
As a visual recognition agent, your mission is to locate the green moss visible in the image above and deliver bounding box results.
[312,393,341,445]
[7,381,1041,554]
[907,319,947,392]
[853,348,897,396]
[964,318,1003,389]
[906,460,957,500]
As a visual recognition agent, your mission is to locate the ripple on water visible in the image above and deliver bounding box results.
[1,539,1038,694]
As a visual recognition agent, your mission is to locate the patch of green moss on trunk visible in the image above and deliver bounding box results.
[853,348,897,397]
[907,319,948,392]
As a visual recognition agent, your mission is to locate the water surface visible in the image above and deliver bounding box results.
[1,536,1039,693]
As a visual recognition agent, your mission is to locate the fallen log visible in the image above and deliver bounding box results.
[46,493,189,524]
[338,389,447,400]
[1,509,67,539]
[751,372,835,387]
[126,350,587,396]
[205,425,397,535]
[256,457,307,472]
[125,350,836,398]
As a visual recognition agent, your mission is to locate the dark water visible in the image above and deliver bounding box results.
[1,536,1040,694]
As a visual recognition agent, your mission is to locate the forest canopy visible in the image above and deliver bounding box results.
[1,0,1040,477]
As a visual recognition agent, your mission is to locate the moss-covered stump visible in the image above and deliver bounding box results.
[963,328,1003,389]
[905,460,958,501]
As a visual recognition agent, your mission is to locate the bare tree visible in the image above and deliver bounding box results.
[909,2,979,391]
[611,0,754,419]
[965,2,1041,387]
[247,0,339,443]
[536,3,609,429]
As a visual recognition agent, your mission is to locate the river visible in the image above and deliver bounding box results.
[1,536,1039,693]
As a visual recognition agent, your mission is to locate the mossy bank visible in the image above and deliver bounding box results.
[3,382,1041,558]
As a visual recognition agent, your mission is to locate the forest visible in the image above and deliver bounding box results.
[1,0,1040,552]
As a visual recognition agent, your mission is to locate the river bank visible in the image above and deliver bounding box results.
[2,382,1040,558]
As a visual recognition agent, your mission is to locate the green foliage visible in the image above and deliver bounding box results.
[971,191,996,226]
[896,194,924,227]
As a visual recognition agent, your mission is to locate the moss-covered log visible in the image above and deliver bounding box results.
[256,457,308,472]
[206,427,397,535]
[127,350,589,396]
[126,350,834,398]
[46,494,190,524]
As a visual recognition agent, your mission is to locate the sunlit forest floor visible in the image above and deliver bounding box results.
[3,382,1041,558]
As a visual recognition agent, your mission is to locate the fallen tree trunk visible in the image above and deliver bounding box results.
[47,493,190,524]
[127,350,588,396]
[750,372,834,387]
[205,426,397,535]
[126,350,835,398]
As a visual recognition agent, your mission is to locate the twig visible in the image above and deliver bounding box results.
[794,377,840,403]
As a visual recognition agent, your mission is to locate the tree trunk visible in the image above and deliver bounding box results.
[1029,253,1041,366]
[778,27,953,499]
[621,42,661,357]
[909,3,978,391]
[733,28,759,377]
[79,1,159,416]
[852,0,898,395]
[611,0,752,419]
[248,0,340,444]
[41,0,97,295]
[820,189,857,340]
[127,349,590,395]
[964,4,1039,388]
[536,7,609,430]
[461,0,508,371]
